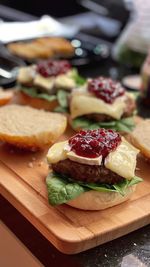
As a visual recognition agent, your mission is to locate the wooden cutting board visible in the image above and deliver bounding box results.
[0,130,150,254]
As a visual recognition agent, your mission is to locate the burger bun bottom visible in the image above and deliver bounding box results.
[67,185,136,210]
[19,91,58,111]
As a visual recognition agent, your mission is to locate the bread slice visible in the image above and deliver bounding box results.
[131,119,150,159]
[0,104,67,150]
[0,89,13,106]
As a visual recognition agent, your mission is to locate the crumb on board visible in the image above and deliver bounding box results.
[32,157,36,161]
[28,162,33,168]
[38,161,44,167]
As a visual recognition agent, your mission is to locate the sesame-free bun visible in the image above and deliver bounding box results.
[0,104,67,150]
[131,119,150,159]
[19,91,58,111]
[0,89,13,106]
[67,185,136,210]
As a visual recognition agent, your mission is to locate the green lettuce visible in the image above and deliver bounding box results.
[71,116,135,133]
[46,172,142,206]
[54,90,69,113]
[20,87,57,102]
[71,68,86,86]
[46,173,87,206]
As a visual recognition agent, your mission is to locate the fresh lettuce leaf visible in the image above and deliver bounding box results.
[20,87,57,102]
[71,68,86,86]
[78,176,142,196]
[54,106,68,113]
[53,90,69,113]
[57,90,69,108]
[46,172,142,205]
[72,116,135,133]
[46,173,87,206]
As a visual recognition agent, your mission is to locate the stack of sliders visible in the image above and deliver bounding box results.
[0,104,67,150]
[46,128,142,210]
[17,59,85,110]
[69,76,136,133]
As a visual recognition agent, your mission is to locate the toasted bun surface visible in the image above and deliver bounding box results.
[131,119,150,159]
[19,91,58,111]
[67,186,136,210]
[0,89,13,106]
[0,104,67,150]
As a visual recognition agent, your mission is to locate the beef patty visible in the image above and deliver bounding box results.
[85,96,136,122]
[52,159,124,184]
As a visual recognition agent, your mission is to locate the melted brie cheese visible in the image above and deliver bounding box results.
[105,138,139,180]
[67,151,102,165]
[70,91,126,120]
[33,75,55,92]
[17,66,35,84]
[47,141,102,165]
[47,141,68,164]
[55,71,76,90]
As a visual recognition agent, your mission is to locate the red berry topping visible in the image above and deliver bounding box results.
[68,129,121,158]
[36,60,71,77]
[88,77,125,104]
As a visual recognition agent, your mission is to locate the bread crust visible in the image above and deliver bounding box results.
[67,185,136,210]
[131,119,150,159]
[0,90,13,106]
[0,104,67,150]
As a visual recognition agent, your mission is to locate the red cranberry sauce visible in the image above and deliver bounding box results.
[88,77,125,104]
[68,129,121,158]
[36,60,71,78]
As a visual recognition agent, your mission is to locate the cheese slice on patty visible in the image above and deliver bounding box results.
[105,138,139,180]
[70,91,126,120]
[67,151,102,165]
[47,141,102,165]
[47,141,68,164]
[55,70,76,90]
[17,66,35,85]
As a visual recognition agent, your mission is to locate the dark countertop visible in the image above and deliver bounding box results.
[0,5,150,267]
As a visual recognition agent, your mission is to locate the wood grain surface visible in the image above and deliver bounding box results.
[0,130,150,254]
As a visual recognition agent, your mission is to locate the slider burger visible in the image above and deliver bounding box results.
[70,76,136,133]
[46,129,142,210]
[17,59,85,111]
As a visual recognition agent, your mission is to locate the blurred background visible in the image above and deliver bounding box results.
[0,0,150,93]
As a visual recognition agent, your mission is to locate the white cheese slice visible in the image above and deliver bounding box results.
[33,74,55,93]
[47,140,102,165]
[55,73,76,90]
[47,141,68,164]
[67,151,102,165]
[17,66,35,85]
[70,91,126,120]
[105,138,139,180]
